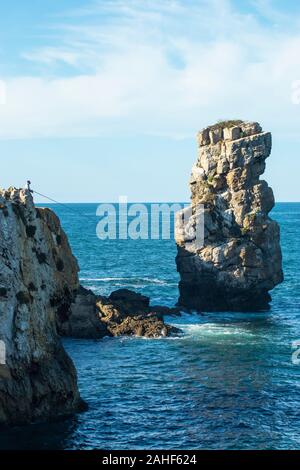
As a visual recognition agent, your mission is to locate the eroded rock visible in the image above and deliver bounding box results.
[96,289,181,338]
[59,287,181,339]
[176,121,283,311]
[0,188,84,425]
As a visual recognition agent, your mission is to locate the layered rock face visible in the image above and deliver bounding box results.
[0,188,84,425]
[176,121,283,311]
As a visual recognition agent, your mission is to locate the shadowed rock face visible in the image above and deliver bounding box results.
[59,287,181,339]
[96,289,181,338]
[58,286,108,339]
[0,188,84,425]
[176,121,283,312]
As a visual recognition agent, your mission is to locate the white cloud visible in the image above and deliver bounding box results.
[23,48,79,66]
[1,0,300,140]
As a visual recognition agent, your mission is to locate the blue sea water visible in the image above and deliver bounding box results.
[1,202,300,450]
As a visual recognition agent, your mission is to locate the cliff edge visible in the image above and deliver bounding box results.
[176,121,283,311]
[0,188,84,425]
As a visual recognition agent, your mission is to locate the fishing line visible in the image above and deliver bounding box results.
[32,188,96,221]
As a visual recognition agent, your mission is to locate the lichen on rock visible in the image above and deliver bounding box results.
[176,121,283,311]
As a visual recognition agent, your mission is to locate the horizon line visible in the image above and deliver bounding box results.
[34,200,300,204]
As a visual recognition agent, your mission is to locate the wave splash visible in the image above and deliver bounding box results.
[80,276,177,286]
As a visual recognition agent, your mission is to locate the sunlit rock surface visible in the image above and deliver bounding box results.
[176,121,283,311]
[0,188,84,425]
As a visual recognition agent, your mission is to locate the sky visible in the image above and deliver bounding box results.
[0,0,300,202]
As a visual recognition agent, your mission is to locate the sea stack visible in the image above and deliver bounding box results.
[176,120,283,311]
[0,188,84,425]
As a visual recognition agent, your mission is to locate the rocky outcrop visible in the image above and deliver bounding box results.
[96,289,181,338]
[0,188,84,425]
[176,121,283,311]
[59,288,181,339]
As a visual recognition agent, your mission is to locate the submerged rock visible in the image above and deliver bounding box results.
[176,121,283,311]
[0,188,84,425]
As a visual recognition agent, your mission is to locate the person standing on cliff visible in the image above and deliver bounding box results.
[26,180,33,193]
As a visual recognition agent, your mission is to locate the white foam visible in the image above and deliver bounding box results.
[80,276,176,286]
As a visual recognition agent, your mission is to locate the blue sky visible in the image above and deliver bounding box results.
[0,0,300,202]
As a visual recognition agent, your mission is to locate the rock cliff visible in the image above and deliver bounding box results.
[176,121,283,311]
[0,188,84,425]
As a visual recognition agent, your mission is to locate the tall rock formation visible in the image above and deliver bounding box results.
[0,188,84,425]
[176,121,283,311]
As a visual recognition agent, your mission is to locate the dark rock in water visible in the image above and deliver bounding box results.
[61,287,181,339]
[149,305,182,318]
[175,121,283,312]
[0,188,84,426]
[109,289,150,312]
[96,289,180,338]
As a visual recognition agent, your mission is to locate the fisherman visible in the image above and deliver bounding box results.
[26,180,33,193]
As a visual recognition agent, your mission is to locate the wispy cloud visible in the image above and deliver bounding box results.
[23,48,79,66]
[0,0,300,139]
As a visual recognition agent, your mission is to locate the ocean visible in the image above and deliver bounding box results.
[1,202,300,450]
